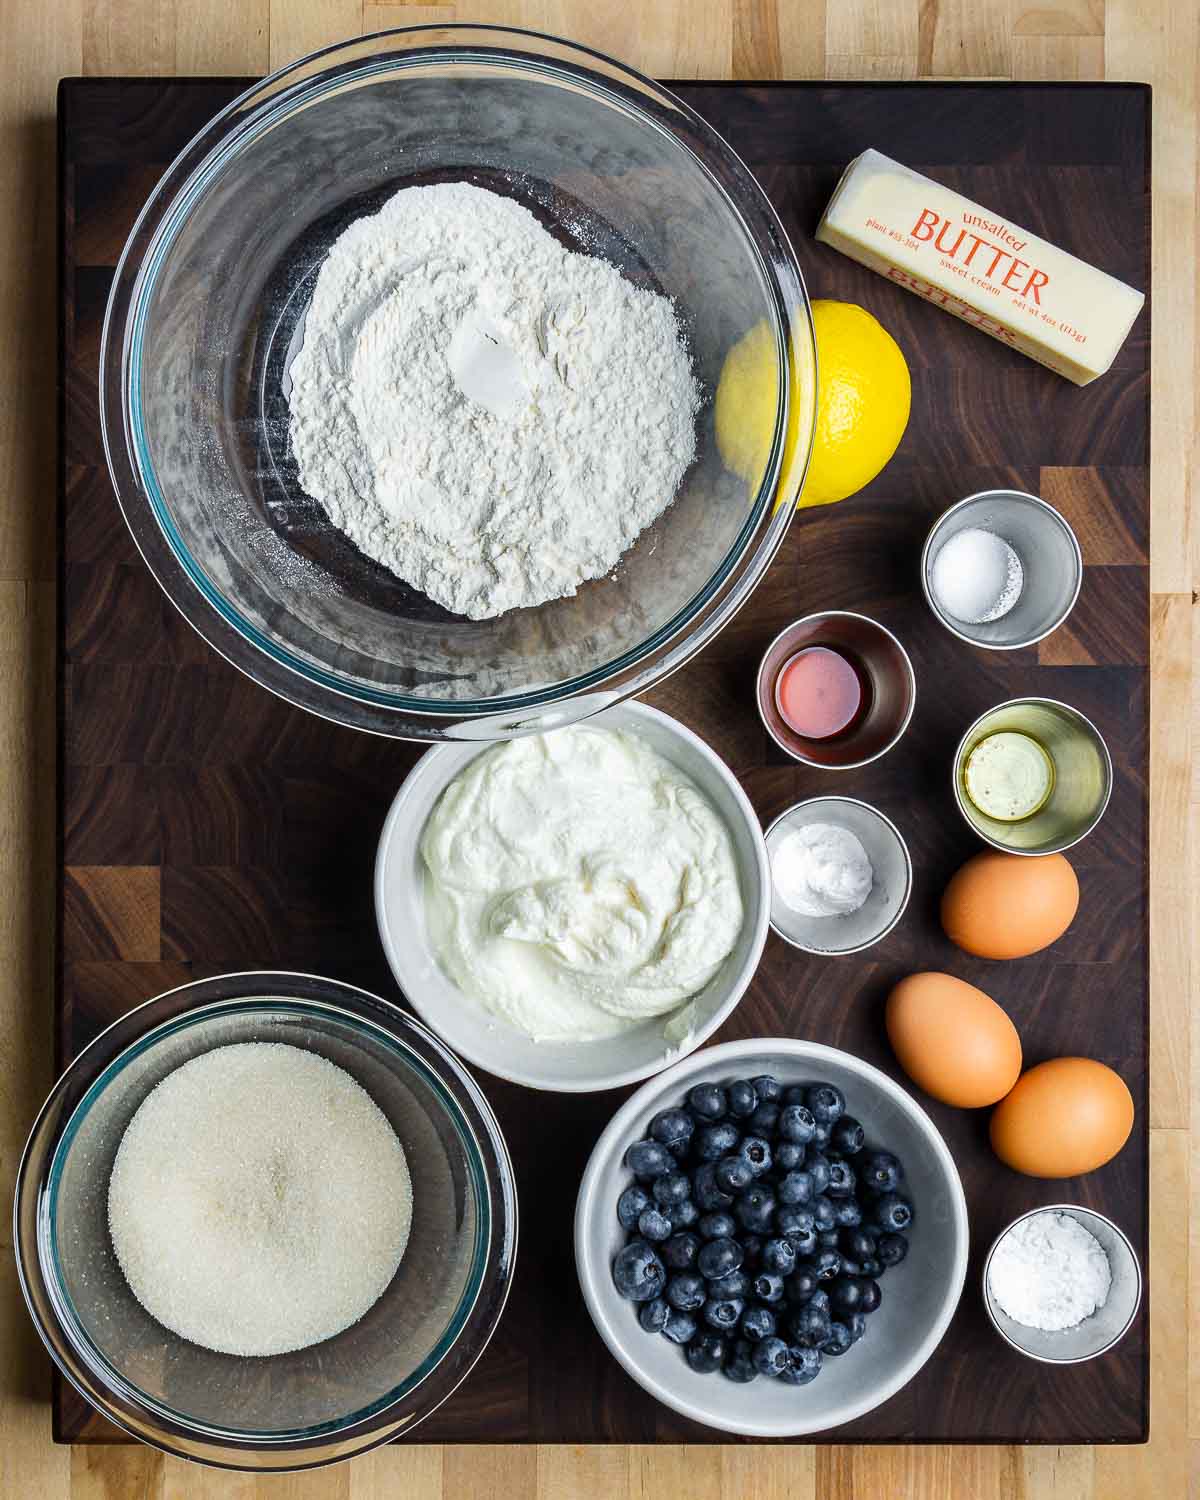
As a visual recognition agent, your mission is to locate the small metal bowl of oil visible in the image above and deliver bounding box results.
[952,698,1113,855]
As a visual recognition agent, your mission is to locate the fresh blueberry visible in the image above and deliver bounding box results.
[812,1248,842,1281]
[617,1184,652,1231]
[703,1295,745,1331]
[778,1104,817,1145]
[779,1344,822,1385]
[737,1136,773,1177]
[821,1320,854,1357]
[714,1155,754,1194]
[670,1198,699,1230]
[687,1082,727,1121]
[774,1141,805,1171]
[652,1171,691,1208]
[784,1267,818,1304]
[662,1231,701,1270]
[734,1184,776,1234]
[638,1297,669,1333]
[740,1304,776,1342]
[777,1206,815,1237]
[613,1240,666,1301]
[872,1194,913,1234]
[691,1162,733,1212]
[727,1079,758,1118]
[666,1272,706,1311]
[748,1102,779,1136]
[860,1151,903,1195]
[825,1161,856,1199]
[752,1271,785,1305]
[876,1231,909,1269]
[752,1336,791,1378]
[806,1153,832,1195]
[777,1169,813,1206]
[649,1107,694,1155]
[811,1120,832,1148]
[859,1257,883,1278]
[662,1309,697,1344]
[785,1227,818,1259]
[723,1338,759,1383]
[781,1084,808,1106]
[838,1257,864,1278]
[805,1083,845,1125]
[790,1300,831,1348]
[705,1269,750,1299]
[625,1140,674,1180]
[846,1311,868,1343]
[831,1198,862,1230]
[859,1279,882,1314]
[751,1075,782,1104]
[761,1237,797,1276]
[740,1234,764,1269]
[695,1122,740,1161]
[817,1230,841,1249]
[811,1196,836,1231]
[686,1331,727,1374]
[777,1207,817,1257]
[830,1115,866,1155]
[637,1207,673,1242]
[698,1210,737,1241]
[697,1236,743,1280]
[829,1276,864,1315]
[840,1228,877,1260]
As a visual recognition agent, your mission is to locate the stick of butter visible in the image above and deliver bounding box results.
[815,148,1144,386]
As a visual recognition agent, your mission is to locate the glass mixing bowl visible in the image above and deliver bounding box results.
[14,973,517,1471]
[100,25,814,739]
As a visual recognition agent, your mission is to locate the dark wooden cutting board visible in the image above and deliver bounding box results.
[57,77,1149,1444]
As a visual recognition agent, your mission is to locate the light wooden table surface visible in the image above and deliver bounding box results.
[1,1,1194,1496]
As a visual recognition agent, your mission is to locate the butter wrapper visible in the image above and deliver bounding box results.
[815,148,1144,385]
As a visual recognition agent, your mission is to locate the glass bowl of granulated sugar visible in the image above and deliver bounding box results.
[14,973,516,1471]
[100,25,814,740]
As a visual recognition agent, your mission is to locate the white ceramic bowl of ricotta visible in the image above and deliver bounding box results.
[374,703,770,1092]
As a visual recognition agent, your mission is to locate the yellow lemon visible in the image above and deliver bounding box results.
[714,300,909,509]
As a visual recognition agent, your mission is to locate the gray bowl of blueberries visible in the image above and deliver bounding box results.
[575,1038,968,1436]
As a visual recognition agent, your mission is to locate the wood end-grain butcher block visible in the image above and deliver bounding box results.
[57,78,1149,1445]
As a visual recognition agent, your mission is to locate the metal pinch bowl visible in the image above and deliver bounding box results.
[756,611,916,770]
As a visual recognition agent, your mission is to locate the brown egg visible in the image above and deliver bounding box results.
[886,972,1022,1107]
[941,850,1079,959]
[990,1058,1134,1178]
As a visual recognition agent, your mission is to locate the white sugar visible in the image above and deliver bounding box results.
[930,526,1024,625]
[108,1042,413,1357]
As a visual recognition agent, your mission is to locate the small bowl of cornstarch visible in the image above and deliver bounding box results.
[13,972,517,1470]
[982,1205,1141,1364]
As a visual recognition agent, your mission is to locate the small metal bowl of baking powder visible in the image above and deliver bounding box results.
[982,1205,1142,1364]
[763,797,912,955]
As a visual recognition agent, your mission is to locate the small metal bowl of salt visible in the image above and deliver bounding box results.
[921,489,1083,650]
[764,796,912,955]
[983,1205,1142,1364]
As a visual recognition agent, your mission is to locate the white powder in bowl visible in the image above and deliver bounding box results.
[108,1042,413,1357]
[930,526,1024,625]
[288,181,699,621]
[987,1210,1112,1332]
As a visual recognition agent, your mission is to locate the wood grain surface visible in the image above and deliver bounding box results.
[1,3,1195,1498]
[55,76,1151,1451]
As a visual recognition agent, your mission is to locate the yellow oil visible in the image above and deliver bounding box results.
[962,730,1056,822]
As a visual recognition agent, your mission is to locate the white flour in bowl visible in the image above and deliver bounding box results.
[287,182,699,620]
